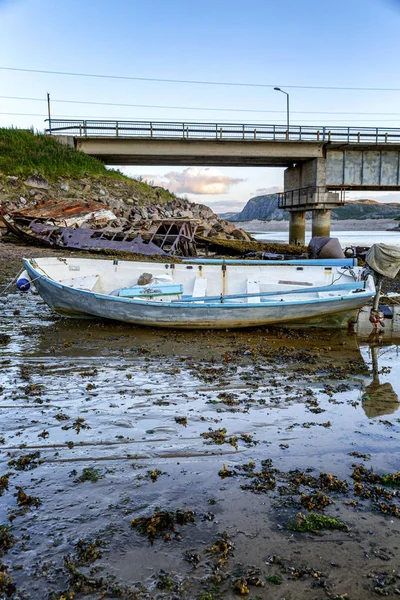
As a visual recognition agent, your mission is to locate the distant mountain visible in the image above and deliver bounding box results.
[229,194,283,221]
[229,194,400,222]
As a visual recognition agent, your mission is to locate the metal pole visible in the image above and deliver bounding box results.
[47,92,52,134]
[286,93,289,132]
[274,87,290,134]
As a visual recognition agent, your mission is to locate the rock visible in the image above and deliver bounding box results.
[19,196,27,206]
[232,228,252,241]
[25,174,49,189]
[60,184,69,191]
[221,221,236,234]
[137,273,153,285]
[29,189,36,196]
[178,210,193,218]
[6,176,20,189]
[126,198,134,206]
[212,222,224,233]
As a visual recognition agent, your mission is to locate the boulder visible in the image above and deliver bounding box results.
[25,174,49,190]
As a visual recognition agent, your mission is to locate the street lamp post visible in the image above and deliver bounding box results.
[274,87,290,132]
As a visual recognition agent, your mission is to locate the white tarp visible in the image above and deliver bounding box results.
[366,244,400,279]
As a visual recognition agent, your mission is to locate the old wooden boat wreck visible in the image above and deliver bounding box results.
[0,205,198,256]
[19,255,376,329]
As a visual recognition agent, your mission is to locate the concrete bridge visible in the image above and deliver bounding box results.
[50,119,400,245]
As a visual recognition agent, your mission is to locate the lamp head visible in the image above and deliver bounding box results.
[274,87,281,91]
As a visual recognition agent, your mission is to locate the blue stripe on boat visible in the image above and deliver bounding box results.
[119,284,183,297]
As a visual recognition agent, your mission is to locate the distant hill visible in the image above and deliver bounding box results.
[229,194,400,222]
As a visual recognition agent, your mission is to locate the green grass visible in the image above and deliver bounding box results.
[0,128,126,180]
[0,128,179,207]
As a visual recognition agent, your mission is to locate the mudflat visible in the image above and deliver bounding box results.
[1,241,400,599]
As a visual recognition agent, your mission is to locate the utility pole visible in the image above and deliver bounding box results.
[47,92,52,134]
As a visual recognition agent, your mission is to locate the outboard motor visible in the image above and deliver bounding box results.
[365,244,400,330]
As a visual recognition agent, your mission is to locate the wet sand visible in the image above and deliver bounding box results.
[1,241,400,599]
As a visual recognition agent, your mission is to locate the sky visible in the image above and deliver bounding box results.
[1,0,400,213]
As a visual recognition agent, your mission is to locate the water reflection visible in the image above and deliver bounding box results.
[362,342,400,418]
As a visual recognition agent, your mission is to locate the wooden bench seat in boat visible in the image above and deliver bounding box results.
[192,277,207,298]
[246,279,261,303]
[58,275,99,291]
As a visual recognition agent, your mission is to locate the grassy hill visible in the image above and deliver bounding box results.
[0,128,177,205]
[0,128,251,242]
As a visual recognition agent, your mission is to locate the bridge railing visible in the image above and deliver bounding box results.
[45,119,400,144]
[278,187,346,210]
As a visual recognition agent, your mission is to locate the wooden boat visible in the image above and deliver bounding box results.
[20,256,375,329]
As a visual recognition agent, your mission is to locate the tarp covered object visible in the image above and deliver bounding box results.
[365,244,400,279]
[308,237,345,259]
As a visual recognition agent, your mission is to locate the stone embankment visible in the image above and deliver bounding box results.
[0,174,252,241]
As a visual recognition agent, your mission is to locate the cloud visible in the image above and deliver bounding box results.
[255,186,283,195]
[195,198,247,213]
[143,167,245,195]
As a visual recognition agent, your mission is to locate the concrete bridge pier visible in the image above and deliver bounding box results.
[311,209,331,239]
[289,211,306,246]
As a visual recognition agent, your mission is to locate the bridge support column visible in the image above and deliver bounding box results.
[311,209,331,238]
[289,211,306,246]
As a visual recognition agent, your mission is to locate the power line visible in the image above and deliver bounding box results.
[1,66,400,92]
[1,112,400,123]
[1,95,400,117]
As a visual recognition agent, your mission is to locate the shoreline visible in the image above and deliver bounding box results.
[237,218,399,232]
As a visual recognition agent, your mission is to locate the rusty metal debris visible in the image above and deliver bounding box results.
[11,199,117,228]
[0,201,198,257]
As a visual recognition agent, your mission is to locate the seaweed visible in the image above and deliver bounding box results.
[0,563,16,597]
[205,532,235,566]
[0,525,16,557]
[74,467,104,483]
[8,451,41,471]
[61,417,91,434]
[351,465,382,484]
[75,539,103,564]
[16,487,41,508]
[201,428,239,449]
[288,512,348,532]
[381,472,400,488]
[0,473,12,496]
[146,469,163,483]
[131,509,195,543]
[300,492,334,512]
[218,464,235,478]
